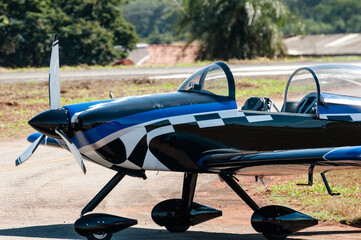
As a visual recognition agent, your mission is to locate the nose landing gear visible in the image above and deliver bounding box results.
[74,172,139,240]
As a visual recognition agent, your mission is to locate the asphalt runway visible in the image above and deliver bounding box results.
[0,138,360,240]
[3,61,361,84]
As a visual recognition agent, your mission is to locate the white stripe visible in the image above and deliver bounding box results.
[246,115,273,123]
[169,115,196,125]
[119,127,147,158]
[142,150,169,171]
[319,114,328,119]
[219,110,245,119]
[197,119,225,128]
[147,125,175,145]
[79,121,157,153]
[320,113,361,122]
[350,114,361,121]
[117,160,142,170]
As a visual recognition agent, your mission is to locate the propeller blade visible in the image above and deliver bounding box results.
[55,128,86,174]
[49,34,61,110]
[15,134,45,166]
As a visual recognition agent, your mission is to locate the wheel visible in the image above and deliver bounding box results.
[152,199,191,233]
[165,224,190,233]
[262,232,288,240]
[86,232,113,240]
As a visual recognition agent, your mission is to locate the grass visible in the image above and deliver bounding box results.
[235,77,287,103]
[262,170,361,227]
[0,76,287,138]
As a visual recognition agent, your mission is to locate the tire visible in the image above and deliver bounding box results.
[165,224,190,233]
[86,232,113,240]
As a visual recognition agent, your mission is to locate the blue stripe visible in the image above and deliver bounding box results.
[318,104,361,114]
[324,146,361,161]
[197,154,215,170]
[71,101,237,148]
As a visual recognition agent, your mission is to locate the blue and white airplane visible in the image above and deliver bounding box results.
[16,36,361,240]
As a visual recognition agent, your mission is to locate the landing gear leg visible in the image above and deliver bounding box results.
[81,172,126,216]
[219,173,318,240]
[74,172,137,240]
[152,172,222,232]
[219,173,259,211]
[165,172,198,232]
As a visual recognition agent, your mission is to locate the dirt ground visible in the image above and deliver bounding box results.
[0,138,360,240]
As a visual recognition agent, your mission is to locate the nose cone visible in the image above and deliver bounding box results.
[29,108,69,138]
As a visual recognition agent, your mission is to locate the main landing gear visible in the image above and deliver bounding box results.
[73,171,318,240]
[73,171,222,239]
[74,172,138,240]
[219,173,318,240]
[151,172,222,232]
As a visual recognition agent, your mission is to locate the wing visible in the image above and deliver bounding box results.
[199,146,361,176]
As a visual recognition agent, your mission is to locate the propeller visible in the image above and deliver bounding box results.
[15,35,86,174]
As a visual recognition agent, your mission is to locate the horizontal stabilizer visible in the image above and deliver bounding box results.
[27,132,62,147]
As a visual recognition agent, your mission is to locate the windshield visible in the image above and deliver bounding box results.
[285,69,318,103]
[178,62,235,99]
[310,64,361,98]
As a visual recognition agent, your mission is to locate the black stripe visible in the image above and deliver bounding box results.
[145,120,171,132]
[243,112,268,116]
[52,41,59,47]
[95,138,126,164]
[327,115,353,122]
[194,113,220,121]
[223,116,248,125]
[128,135,147,167]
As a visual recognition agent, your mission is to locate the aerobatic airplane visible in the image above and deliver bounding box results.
[16,36,361,240]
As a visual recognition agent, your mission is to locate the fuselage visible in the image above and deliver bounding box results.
[27,62,361,176]
[48,91,361,174]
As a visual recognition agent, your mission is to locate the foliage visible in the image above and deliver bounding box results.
[0,0,138,67]
[281,0,361,34]
[121,0,181,44]
[178,0,297,61]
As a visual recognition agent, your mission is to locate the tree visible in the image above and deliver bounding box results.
[121,0,181,44]
[281,0,361,34]
[0,0,138,67]
[178,0,292,60]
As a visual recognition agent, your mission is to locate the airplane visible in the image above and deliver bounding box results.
[16,35,361,240]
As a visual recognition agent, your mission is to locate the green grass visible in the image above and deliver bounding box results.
[0,76,284,138]
[235,78,287,101]
[267,170,361,226]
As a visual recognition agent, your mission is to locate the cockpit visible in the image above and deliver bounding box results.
[177,62,361,119]
[283,64,361,118]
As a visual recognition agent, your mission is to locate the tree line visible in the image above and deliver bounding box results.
[2,0,361,67]
[0,0,138,67]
